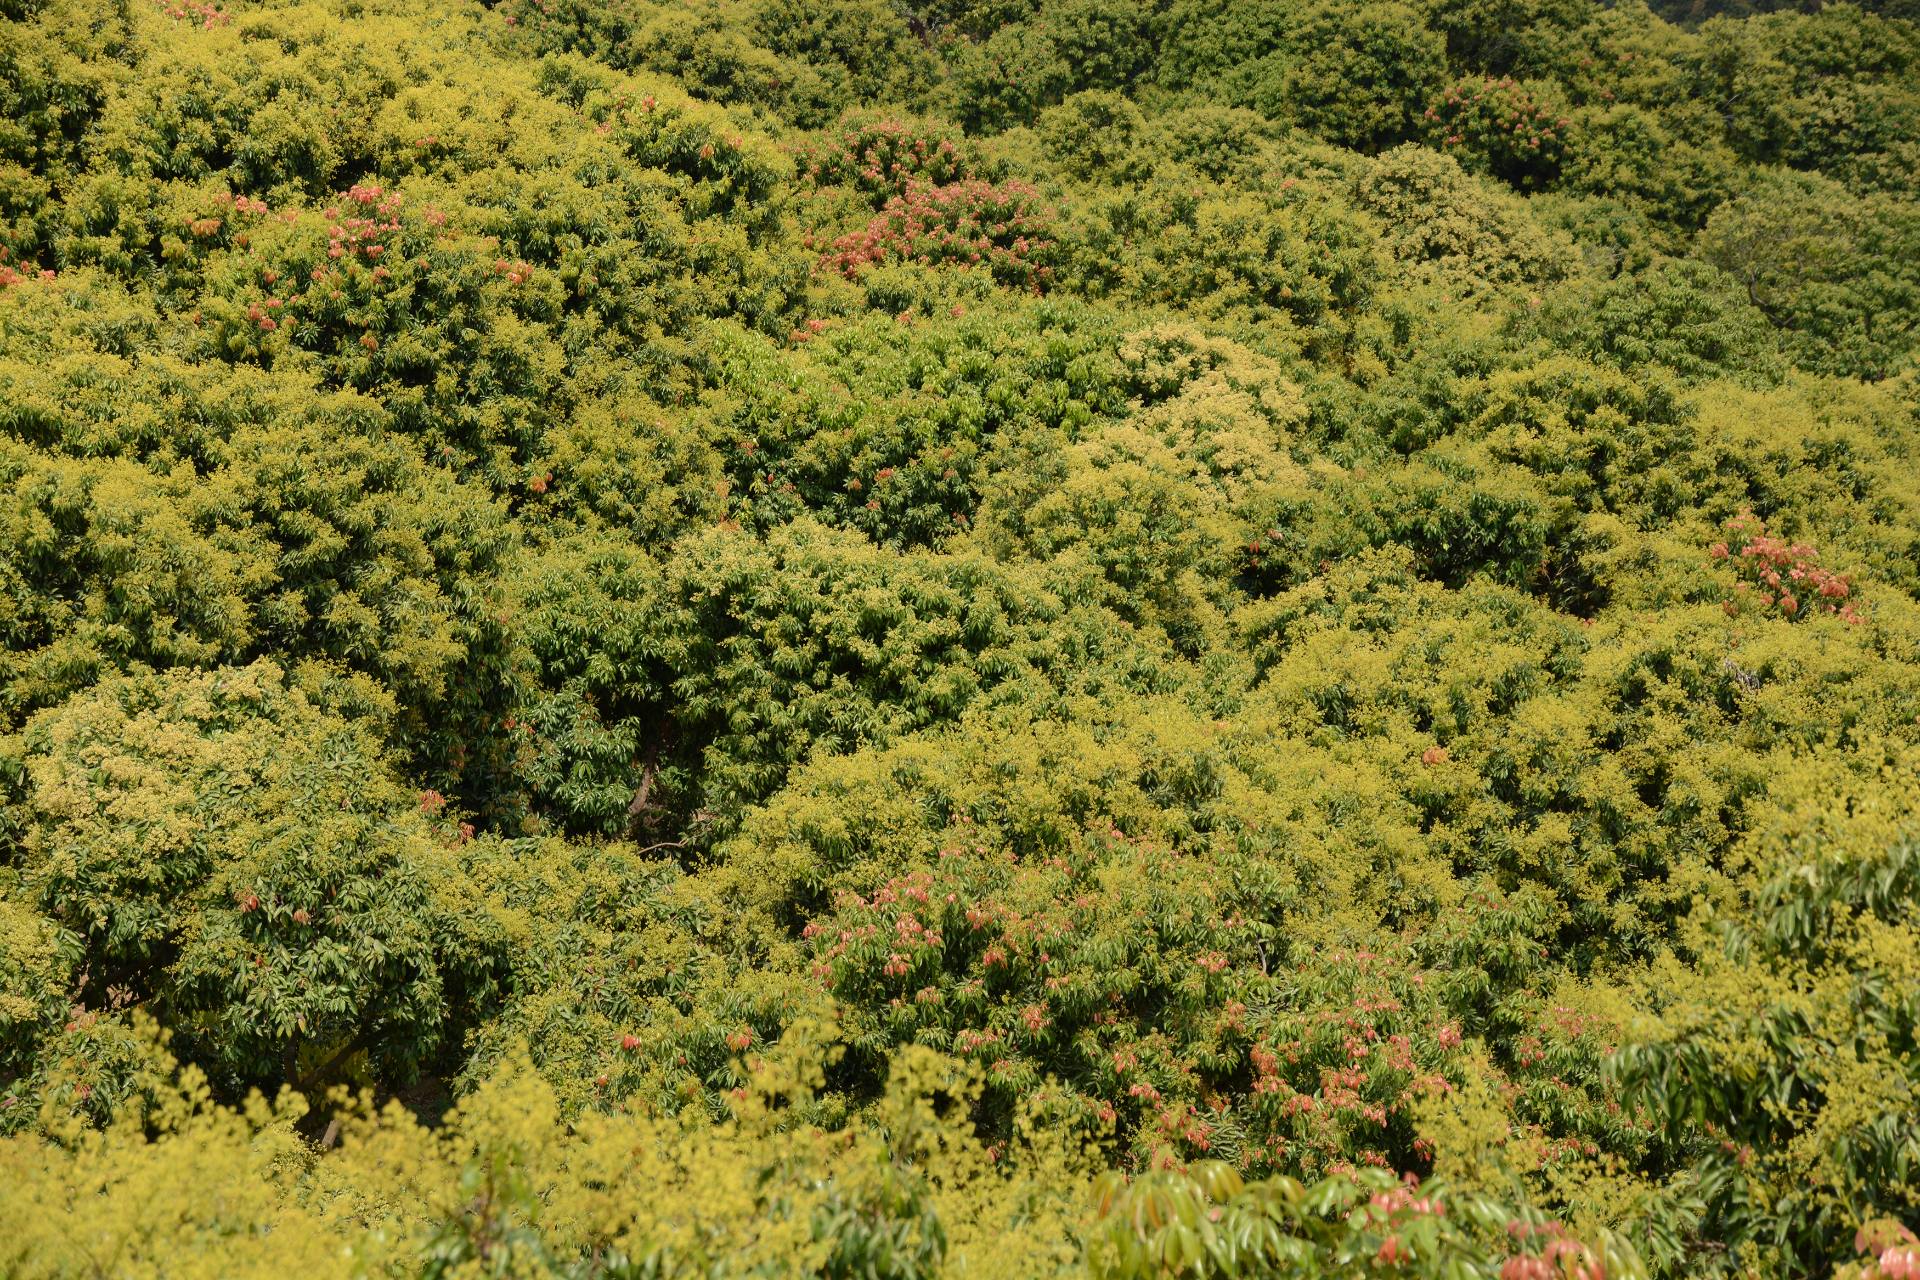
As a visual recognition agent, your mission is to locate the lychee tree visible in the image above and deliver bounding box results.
[10,660,506,1104]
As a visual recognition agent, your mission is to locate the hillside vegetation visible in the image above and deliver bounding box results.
[2,0,1919,1276]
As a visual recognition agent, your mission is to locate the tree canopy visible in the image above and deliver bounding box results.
[2,0,1919,1277]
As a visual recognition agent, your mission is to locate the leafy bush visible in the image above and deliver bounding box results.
[1522,256,1781,384]
[1353,145,1576,295]
[1609,749,1920,1275]
[821,179,1056,292]
[1423,77,1573,190]
[795,115,974,207]
[1088,1162,1647,1279]
[7,661,504,1106]
[1696,169,1920,381]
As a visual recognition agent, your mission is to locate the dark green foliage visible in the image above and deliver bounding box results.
[1278,2,1449,152]
[1161,0,1446,152]
[1697,168,1920,380]
[1522,256,1782,384]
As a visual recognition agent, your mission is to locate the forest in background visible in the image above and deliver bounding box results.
[1,0,1918,1275]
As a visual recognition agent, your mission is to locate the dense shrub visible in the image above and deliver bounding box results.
[1522,256,1781,384]
[821,179,1056,292]
[795,115,974,206]
[1271,2,1450,152]
[1353,145,1576,295]
[1422,76,1573,190]
[1696,169,1920,381]
[1609,749,1920,1275]
[6,662,504,1108]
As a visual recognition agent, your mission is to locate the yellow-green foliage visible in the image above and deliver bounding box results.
[3,0,1920,1275]
[0,1019,1090,1280]
[10,661,505,1107]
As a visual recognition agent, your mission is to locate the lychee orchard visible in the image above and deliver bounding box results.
[2,0,1918,1277]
